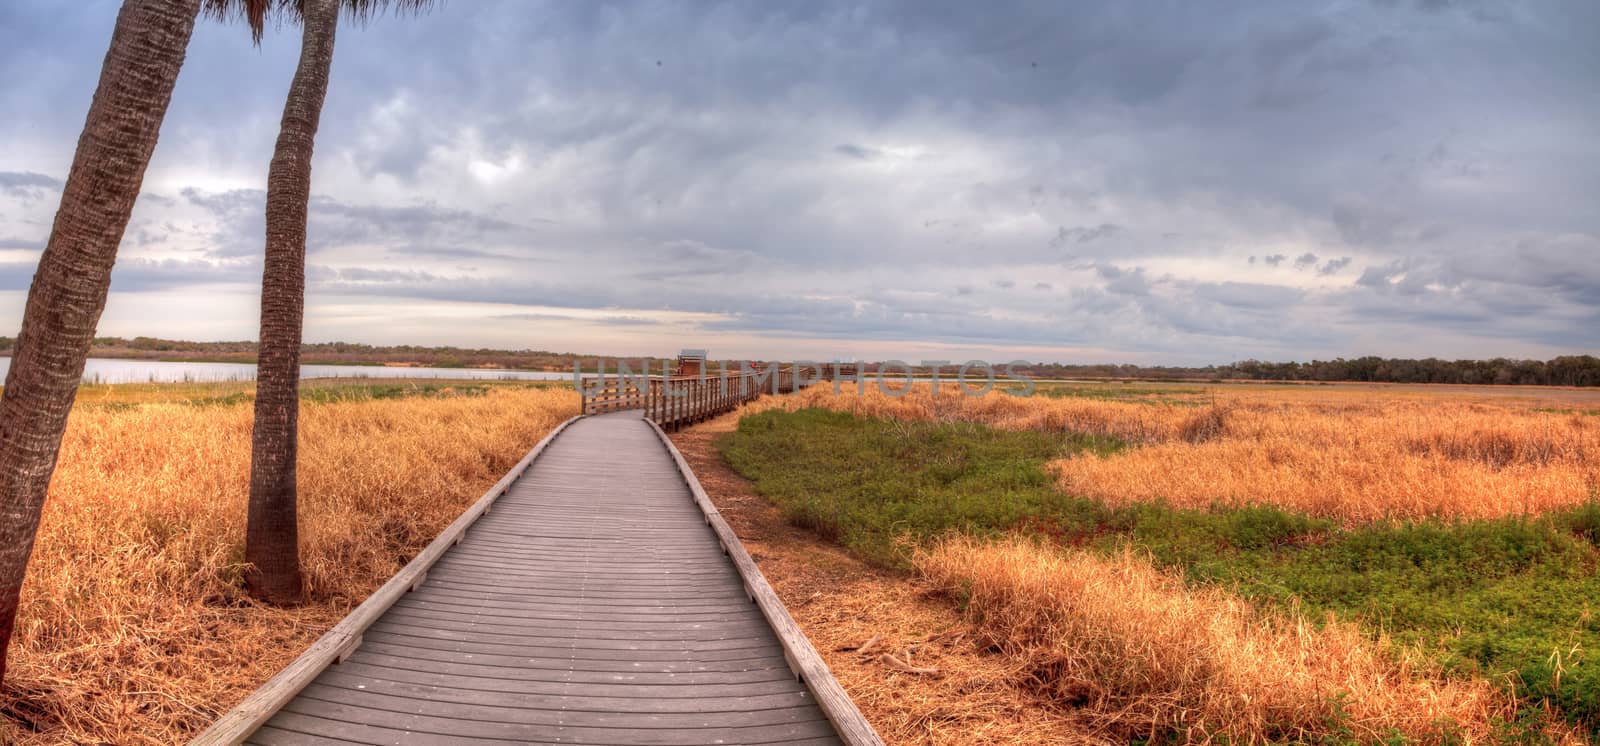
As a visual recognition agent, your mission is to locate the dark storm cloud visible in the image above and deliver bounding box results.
[176,187,538,259]
[180,187,265,258]
[1357,259,1435,295]
[633,240,770,281]
[385,246,524,261]
[0,0,1595,361]
[109,257,261,291]
[306,197,545,260]
[494,312,663,327]
[0,262,35,290]
[6,255,263,296]
[0,171,60,191]
[833,144,880,160]
[0,171,61,202]
[0,237,43,250]
[1051,224,1121,247]
[596,315,667,327]
[1193,282,1304,310]
[313,265,443,283]
[308,196,534,235]
[1319,257,1352,275]
[1097,264,1151,297]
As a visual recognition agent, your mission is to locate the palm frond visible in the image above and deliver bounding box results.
[201,0,274,44]
[338,0,436,26]
[203,0,435,42]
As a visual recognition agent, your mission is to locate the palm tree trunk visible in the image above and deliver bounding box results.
[0,0,202,685]
[246,0,339,603]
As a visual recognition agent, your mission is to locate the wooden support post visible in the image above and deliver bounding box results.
[333,634,362,664]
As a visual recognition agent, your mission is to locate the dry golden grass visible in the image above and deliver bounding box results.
[752,382,1600,524]
[917,536,1541,745]
[0,387,579,744]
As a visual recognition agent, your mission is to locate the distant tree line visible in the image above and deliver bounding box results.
[1017,355,1600,387]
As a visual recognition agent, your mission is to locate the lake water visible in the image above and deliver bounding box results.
[0,357,578,384]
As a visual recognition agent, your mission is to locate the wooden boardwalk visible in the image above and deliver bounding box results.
[199,411,879,745]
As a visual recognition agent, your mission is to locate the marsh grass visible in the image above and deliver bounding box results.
[722,407,1600,736]
[744,383,1600,524]
[920,537,1515,744]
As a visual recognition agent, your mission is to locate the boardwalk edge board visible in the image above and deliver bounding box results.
[189,415,587,746]
[644,418,886,746]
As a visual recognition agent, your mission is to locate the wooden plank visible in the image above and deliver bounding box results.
[406,585,758,611]
[293,683,828,729]
[277,696,838,745]
[411,580,750,605]
[244,724,365,745]
[248,712,525,746]
[368,615,776,646]
[382,597,759,624]
[383,604,773,636]
[311,670,819,714]
[645,419,885,746]
[363,618,783,652]
[390,598,763,626]
[384,606,760,631]
[191,415,585,745]
[346,645,800,685]
[358,628,784,663]
[327,659,809,698]
[422,557,738,581]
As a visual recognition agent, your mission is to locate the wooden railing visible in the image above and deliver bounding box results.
[648,366,819,431]
[644,374,761,431]
[578,376,646,415]
[581,365,820,429]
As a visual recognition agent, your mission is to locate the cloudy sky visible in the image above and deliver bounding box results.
[0,0,1595,364]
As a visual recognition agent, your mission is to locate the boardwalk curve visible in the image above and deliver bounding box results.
[195,411,880,745]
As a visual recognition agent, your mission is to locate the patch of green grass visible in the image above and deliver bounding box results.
[297,380,566,403]
[182,392,254,408]
[720,408,1600,733]
[1040,383,1204,398]
[996,381,1207,406]
[298,381,494,403]
[1535,407,1600,417]
[76,401,140,412]
[721,408,1123,564]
